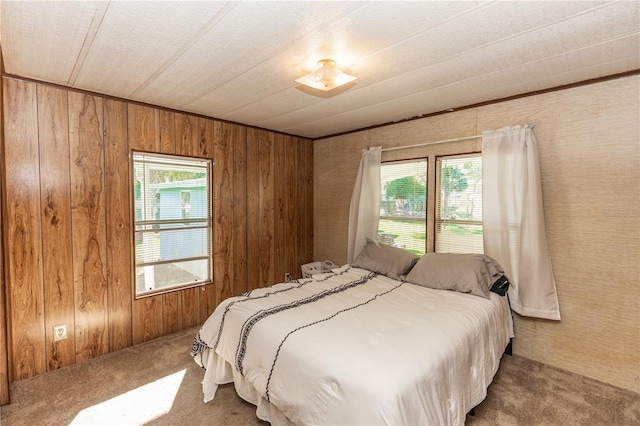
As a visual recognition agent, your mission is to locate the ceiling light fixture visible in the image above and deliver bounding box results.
[295,59,357,91]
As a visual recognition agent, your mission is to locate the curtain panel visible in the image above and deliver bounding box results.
[482,125,560,320]
[347,147,382,263]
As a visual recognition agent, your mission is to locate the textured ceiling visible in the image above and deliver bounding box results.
[1,1,639,139]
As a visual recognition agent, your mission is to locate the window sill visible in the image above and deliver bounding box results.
[134,280,213,299]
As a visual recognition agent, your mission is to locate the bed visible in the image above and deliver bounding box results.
[191,243,514,425]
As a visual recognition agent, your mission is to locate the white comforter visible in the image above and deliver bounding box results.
[192,266,513,425]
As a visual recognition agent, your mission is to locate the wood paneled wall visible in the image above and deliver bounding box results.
[1,76,313,384]
[0,53,10,406]
[314,75,640,393]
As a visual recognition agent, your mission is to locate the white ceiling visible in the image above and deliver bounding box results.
[1,1,639,139]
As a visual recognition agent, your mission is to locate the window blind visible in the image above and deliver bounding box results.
[435,154,483,254]
[132,152,212,295]
[378,160,427,255]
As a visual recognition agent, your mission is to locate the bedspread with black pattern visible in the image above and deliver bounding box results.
[191,265,512,426]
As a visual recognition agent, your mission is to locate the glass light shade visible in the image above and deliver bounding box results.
[296,59,357,91]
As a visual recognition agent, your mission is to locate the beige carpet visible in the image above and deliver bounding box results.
[1,326,638,426]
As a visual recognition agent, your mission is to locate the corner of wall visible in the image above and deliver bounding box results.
[0,53,11,405]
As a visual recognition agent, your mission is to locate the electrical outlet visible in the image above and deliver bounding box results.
[285,273,292,282]
[53,324,67,342]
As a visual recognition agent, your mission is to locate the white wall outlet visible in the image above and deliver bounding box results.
[53,324,67,342]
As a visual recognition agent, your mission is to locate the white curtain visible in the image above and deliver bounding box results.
[347,146,382,263]
[482,125,561,320]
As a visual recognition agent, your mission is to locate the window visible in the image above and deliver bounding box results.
[377,154,483,255]
[378,160,427,255]
[132,152,212,296]
[436,154,483,253]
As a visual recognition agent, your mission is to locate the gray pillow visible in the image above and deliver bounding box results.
[351,239,419,280]
[405,253,504,298]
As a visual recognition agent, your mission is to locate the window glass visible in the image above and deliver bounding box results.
[378,160,427,255]
[132,152,212,296]
[436,155,483,253]
[181,191,192,219]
